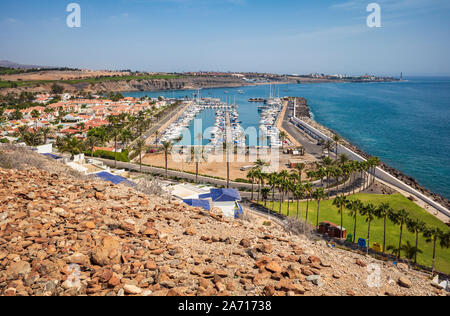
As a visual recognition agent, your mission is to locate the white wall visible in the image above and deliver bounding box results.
[36,143,53,154]
[291,117,450,217]
[214,201,237,218]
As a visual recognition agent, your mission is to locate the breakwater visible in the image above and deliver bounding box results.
[291,103,450,215]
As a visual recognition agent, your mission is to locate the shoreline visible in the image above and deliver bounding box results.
[0,76,401,96]
[292,97,450,213]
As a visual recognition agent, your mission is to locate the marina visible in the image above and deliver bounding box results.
[158,97,248,151]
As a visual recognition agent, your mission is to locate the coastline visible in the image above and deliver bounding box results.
[293,97,450,212]
[0,75,400,96]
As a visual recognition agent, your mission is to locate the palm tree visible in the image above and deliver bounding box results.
[303,182,313,225]
[389,209,410,260]
[223,142,233,188]
[400,241,423,266]
[154,130,160,145]
[338,154,350,166]
[375,202,392,254]
[261,188,271,208]
[133,139,148,173]
[162,141,173,179]
[323,140,333,157]
[312,188,326,228]
[285,178,295,217]
[247,169,257,201]
[332,135,341,158]
[423,227,444,275]
[41,127,51,144]
[294,183,304,220]
[253,168,263,204]
[361,203,377,253]
[267,172,278,211]
[294,163,306,184]
[333,195,348,239]
[279,131,288,148]
[85,136,99,157]
[368,157,380,186]
[406,218,427,264]
[253,159,268,203]
[191,146,207,183]
[18,126,28,139]
[347,199,363,243]
[59,137,84,159]
[107,115,122,168]
[120,129,133,148]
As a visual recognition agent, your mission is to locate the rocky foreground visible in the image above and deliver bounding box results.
[0,167,445,296]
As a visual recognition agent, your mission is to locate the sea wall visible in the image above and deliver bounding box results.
[290,116,450,218]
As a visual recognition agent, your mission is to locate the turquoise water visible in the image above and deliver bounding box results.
[124,77,450,200]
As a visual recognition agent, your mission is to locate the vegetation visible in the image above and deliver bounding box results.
[0,74,184,89]
[259,194,450,274]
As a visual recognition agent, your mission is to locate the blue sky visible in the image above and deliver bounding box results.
[1,0,450,75]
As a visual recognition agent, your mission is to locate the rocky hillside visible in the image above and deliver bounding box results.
[1,76,293,95]
[0,154,445,296]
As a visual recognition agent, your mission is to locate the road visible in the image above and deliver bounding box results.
[281,101,323,158]
[128,103,186,149]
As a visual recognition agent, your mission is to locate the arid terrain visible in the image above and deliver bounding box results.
[0,147,445,296]
[141,152,317,181]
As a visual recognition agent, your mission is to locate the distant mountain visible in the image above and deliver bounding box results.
[0,60,52,69]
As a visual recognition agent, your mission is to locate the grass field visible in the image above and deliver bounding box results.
[259,193,450,274]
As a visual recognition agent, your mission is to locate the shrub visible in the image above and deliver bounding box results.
[235,178,251,184]
[91,149,130,162]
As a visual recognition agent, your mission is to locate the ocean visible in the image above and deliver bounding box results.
[123,77,450,200]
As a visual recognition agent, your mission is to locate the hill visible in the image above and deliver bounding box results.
[0,60,50,70]
[0,145,445,296]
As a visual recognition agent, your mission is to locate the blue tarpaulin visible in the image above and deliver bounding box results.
[183,199,211,211]
[234,203,244,219]
[43,153,62,160]
[96,172,134,186]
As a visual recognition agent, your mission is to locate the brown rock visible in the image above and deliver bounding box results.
[398,277,412,289]
[6,261,31,280]
[265,261,282,274]
[240,239,251,248]
[184,227,196,236]
[263,285,276,296]
[91,236,121,266]
[84,221,96,229]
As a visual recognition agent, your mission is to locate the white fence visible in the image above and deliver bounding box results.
[291,117,450,217]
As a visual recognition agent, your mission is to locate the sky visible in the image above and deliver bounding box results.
[1,0,450,76]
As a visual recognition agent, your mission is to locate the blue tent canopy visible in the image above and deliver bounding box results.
[199,189,241,202]
[183,199,211,211]
[96,172,134,186]
[210,189,241,202]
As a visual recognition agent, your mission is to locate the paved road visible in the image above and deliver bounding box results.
[282,102,323,158]
[98,158,256,191]
[129,104,184,149]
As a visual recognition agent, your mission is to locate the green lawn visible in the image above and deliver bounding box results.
[260,193,450,274]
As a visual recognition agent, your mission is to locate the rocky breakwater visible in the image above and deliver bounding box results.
[0,167,444,296]
[291,97,311,119]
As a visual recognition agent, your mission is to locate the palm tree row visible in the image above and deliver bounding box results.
[248,156,380,213]
[333,196,450,274]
